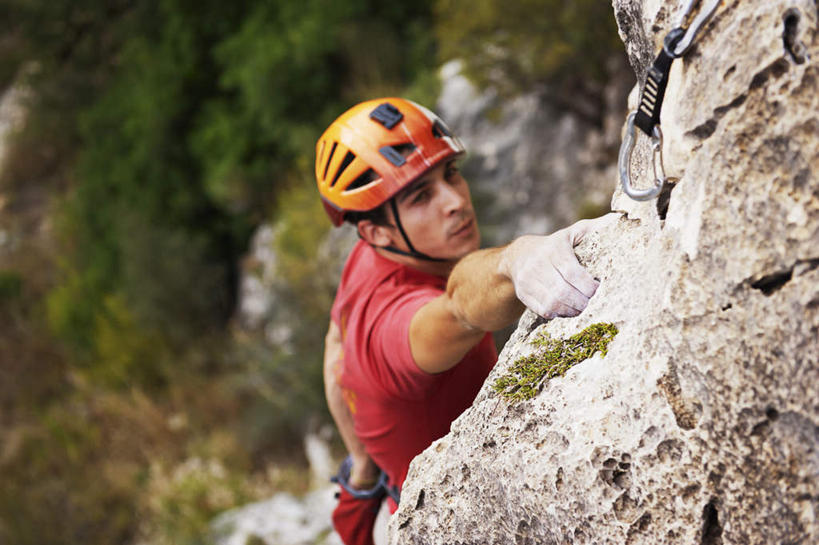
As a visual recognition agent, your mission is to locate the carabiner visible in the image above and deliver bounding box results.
[619,0,721,202]
[651,125,667,186]
[671,0,722,57]
[618,112,665,201]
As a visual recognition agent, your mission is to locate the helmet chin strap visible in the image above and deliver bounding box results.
[379,199,450,263]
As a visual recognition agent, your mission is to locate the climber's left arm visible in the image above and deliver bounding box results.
[323,320,380,488]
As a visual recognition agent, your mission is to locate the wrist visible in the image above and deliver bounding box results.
[350,456,381,489]
[497,238,519,279]
[498,235,533,279]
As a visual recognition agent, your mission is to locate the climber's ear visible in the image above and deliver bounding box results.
[357,219,398,248]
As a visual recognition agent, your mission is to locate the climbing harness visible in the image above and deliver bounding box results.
[331,455,401,505]
[619,0,722,201]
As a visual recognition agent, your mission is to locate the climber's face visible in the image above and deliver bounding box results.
[389,159,480,260]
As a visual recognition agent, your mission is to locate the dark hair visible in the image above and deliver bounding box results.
[344,202,391,227]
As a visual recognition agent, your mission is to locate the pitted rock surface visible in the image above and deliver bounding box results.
[389,1,819,543]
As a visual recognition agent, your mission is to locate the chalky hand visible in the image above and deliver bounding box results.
[503,214,618,319]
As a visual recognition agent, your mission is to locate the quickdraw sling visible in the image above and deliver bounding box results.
[619,0,722,201]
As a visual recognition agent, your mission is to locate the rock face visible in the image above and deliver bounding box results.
[389,1,819,544]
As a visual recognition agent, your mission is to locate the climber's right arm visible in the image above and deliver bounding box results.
[409,214,618,374]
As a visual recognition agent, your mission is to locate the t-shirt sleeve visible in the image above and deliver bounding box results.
[370,285,447,400]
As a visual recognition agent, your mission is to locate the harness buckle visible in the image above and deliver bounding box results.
[331,455,401,504]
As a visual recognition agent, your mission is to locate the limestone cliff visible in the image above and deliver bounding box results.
[389,1,819,543]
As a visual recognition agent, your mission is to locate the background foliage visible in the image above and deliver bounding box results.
[436,0,622,124]
[0,0,621,543]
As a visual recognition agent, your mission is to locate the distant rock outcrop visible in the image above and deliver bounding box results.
[211,430,344,545]
[390,0,818,543]
[437,59,630,245]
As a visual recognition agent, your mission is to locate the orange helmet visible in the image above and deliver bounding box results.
[315,98,465,226]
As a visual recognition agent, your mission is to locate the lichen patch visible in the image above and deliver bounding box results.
[492,323,619,401]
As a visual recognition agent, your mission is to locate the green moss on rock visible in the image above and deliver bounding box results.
[493,323,618,401]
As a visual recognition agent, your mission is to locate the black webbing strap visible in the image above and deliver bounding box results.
[387,199,449,263]
[634,28,685,136]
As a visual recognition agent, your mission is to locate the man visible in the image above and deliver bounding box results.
[318,98,612,544]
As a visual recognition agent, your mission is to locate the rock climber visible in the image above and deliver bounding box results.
[318,97,613,544]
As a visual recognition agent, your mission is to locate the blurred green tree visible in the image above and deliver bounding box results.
[15,0,438,375]
[0,1,437,542]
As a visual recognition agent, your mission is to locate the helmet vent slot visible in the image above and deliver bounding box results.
[379,146,407,167]
[369,102,403,129]
[391,143,416,156]
[432,120,453,138]
[378,143,415,167]
[323,141,338,181]
[345,168,379,192]
[330,151,356,188]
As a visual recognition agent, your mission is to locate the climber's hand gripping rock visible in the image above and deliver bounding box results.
[501,213,619,318]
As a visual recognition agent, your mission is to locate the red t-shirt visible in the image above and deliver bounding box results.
[331,240,496,510]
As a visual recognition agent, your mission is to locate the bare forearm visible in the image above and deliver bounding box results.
[409,215,617,375]
[323,322,379,485]
[445,245,525,332]
[324,367,366,459]
[409,245,524,373]
[324,323,364,457]
[451,215,621,327]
